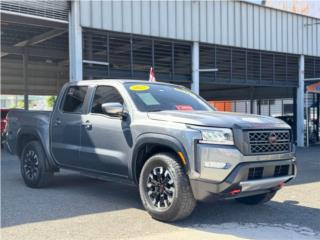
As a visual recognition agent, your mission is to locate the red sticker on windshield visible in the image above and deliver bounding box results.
[175,105,193,111]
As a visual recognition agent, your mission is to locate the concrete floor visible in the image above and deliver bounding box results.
[1,147,320,240]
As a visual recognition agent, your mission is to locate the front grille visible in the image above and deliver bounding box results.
[248,167,264,180]
[247,130,291,154]
[274,165,290,177]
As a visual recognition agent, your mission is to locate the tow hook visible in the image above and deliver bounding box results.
[229,188,241,196]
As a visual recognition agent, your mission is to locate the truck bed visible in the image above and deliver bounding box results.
[6,109,52,155]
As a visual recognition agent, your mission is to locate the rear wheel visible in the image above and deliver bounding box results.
[20,141,54,188]
[235,191,277,205]
[139,152,196,222]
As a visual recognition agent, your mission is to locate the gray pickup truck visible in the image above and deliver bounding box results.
[5,80,296,222]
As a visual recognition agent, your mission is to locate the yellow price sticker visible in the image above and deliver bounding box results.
[130,85,150,91]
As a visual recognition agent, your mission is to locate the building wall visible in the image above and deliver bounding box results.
[79,0,320,57]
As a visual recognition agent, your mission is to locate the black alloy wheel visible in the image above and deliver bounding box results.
[139,152,196,222]
[23,149,40,180]
[21,141,54,188]
[146,166,175,209]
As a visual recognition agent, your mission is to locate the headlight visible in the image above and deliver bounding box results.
[199,128,234,145]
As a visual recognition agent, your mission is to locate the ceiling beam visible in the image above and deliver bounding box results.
[1,45,68,59]
[2,28,67,58]
[15,29,67,47]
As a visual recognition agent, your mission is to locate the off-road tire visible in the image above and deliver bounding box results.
[139,152,196,222]
[20,141,54,188]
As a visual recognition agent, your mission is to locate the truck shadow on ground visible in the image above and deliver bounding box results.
[288,146,320,186]
[2,169,320,236]
[179,200,320,235]
[2,149,320,237]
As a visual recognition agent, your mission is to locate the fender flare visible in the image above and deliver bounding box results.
[16,128,58,169]
[130,133,190,183]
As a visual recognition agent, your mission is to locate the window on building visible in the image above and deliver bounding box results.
[132,37,152,79]
[246,50,260,82]
[83,30,109,79]
[82,29,193,85]
[62,86,88,113]
[315,58,320,77]
[305,57,315,79]
[174,42,192,82]
[287,55,299,84]
[274,54,286,83]
[91,86,124,114]
[232,48,246,83]
[216,47,231,82]
[305,56,320,80]
[154,40,173,80]
[260,53,274,83]
[109,33,131,78]
[199,45,215,82]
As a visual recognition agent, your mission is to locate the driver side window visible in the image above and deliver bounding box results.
[91,86,124,114]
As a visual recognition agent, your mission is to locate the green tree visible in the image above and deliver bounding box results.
[17,100,24,109]
[46,96,56,108]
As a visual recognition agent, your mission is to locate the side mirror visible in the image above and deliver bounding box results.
[101,102,125,117]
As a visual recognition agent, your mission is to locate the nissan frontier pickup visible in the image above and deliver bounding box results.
[5,80,296,221]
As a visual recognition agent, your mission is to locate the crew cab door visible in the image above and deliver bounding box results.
[79,85,131,176]
[51,85,89,167]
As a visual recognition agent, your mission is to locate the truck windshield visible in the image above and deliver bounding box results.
[124,83,214,112]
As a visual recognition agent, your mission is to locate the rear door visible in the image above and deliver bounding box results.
[51,85,89,167]
[79,85,131,176]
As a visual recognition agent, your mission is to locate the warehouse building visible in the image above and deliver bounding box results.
[1,0,319,146]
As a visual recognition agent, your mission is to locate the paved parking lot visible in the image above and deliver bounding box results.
[1,147,320,240]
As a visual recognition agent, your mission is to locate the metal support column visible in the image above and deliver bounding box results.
[257,100,261,115]
[69,0,83,82]
[250,87,254,114]
[23,51,28,110]
[296,55,305,147]
[317,94,320,142]
[306,91,309,147]
[293,88,297,143]
[191,42,199,94]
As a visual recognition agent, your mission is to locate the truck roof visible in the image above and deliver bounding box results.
[68,79,178,87]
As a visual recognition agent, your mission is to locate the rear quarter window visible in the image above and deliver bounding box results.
[61,86,88,113]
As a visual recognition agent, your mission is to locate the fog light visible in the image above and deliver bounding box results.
[203,161,231,169]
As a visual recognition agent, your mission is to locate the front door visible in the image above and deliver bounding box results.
[79,85,132,177]
[51,85,88,167]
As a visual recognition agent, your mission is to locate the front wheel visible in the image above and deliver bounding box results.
[20,141,54,188]
[139,152,196,222]
[235,191,277,205]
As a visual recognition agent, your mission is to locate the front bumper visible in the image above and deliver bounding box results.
[190,158,296,201]
[239,175,293,192]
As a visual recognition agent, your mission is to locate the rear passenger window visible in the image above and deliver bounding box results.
[91,86,124,114]
[62,86,88,113]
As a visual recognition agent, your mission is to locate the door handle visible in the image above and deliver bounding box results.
[54,119,61,126]
[82,120,92,129]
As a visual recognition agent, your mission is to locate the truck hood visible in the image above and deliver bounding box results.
[147,111,290,129]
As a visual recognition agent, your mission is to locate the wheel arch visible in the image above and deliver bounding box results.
[131,133,189,184]
[17,129,58,169]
